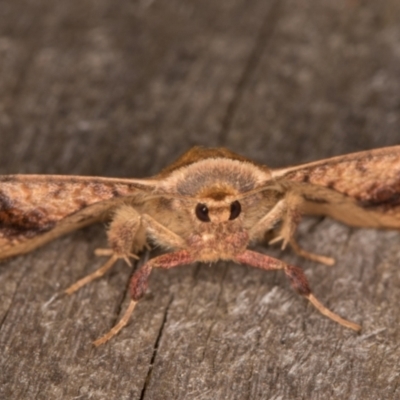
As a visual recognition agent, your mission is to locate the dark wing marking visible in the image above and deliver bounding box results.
[270,146,400,228]
[0,175,156,259]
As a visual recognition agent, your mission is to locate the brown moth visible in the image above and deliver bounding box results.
[1,145,400,346]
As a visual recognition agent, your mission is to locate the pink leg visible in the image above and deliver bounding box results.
[130,249,193,301]
[94,250,193,346]
[235,250,361,332]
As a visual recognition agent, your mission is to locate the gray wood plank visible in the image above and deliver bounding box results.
[1,0,400,399]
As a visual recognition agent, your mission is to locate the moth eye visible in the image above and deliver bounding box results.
[229,200,241,220]
[195,203,210,222]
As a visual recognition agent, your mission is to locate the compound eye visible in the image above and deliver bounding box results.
[195,203,210,222]
[229,200,241,220]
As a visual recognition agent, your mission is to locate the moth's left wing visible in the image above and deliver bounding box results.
[270,146,400,228]
[0,175,157,259]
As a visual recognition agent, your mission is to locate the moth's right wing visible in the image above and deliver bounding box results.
[270,146,400,228]
[0,175,157,259]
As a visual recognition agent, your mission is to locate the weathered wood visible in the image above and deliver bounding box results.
[1,0,400,399]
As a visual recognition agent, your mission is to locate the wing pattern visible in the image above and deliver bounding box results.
[0,175,153,259]
[272,146,400,212]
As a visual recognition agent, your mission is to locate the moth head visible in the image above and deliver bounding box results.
[194,199,242,224]
[192,183,243,224]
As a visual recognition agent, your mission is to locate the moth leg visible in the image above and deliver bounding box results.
[250,195,302,250]
[93,250,193,346]
[269,194,303,250]
[289,237,335,266]
[235,250,361,332]
[249,199,287,240]
[251,196,335,266]
[141,213,187,249]
[64,254,119,295]
[104,205,147,262]
[65,205,144,295]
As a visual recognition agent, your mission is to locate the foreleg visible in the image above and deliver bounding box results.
[251,195,334,266]
[235,250,360,332]
[65,205,144,295]
[93,250,193,346]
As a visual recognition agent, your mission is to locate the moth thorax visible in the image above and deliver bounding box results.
[197,183,237,200]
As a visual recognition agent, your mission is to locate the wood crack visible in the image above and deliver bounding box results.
[200,264,228,362]
[218,0,283,142]
[0,261,28,330]
[139,295,173,400]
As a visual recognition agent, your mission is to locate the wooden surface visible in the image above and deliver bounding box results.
[1,0,400,399]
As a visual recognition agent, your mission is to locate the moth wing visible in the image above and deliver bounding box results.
[0,175,157,259]
[270,146,400,228]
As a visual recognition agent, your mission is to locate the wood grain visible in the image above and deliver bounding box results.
[1,0,400,399]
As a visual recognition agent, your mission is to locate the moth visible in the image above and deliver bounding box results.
[1,146,400,346]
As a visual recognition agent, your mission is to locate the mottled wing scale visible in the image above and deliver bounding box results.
[270,146,400,228]
[2,145,400,260]
[3,145,399,344]
[0,175,156,259]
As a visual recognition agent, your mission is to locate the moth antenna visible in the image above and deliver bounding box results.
[93,300,137,346]
[64,254,119,295]
[235,183,284,200]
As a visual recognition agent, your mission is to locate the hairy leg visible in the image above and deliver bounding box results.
[250,195,335,265]
[65,205,143,295]
[289,237,335,266]
[235,250,361,332]
[93,250,193,346]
